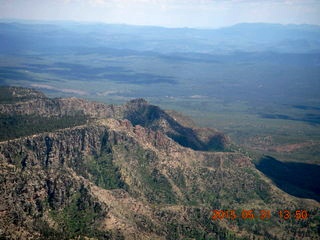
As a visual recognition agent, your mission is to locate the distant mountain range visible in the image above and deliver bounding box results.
[1,21,320,54]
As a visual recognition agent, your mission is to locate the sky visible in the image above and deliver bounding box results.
[0,0,320,28]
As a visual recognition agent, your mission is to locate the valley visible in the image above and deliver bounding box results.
[0,21,319,239]
[1,22,319,167]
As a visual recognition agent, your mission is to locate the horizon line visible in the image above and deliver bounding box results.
[1,18,320,31]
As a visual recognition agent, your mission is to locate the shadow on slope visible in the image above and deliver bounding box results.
[123,99,228,151]
[255,156,320,202]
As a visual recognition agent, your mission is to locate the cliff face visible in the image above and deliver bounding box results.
[0,87,319,239]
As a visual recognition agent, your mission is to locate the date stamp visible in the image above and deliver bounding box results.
[211,209,309,221]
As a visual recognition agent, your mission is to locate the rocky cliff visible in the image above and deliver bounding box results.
[0,87,319,239]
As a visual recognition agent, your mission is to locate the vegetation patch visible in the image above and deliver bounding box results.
[86,153,126,190]
[0,114,87,141]
[48,185,106,239]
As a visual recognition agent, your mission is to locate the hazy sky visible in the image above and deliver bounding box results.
[1,0,320,28]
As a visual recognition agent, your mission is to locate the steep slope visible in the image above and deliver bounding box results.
[122,99,230,151]
[0,87,319,239]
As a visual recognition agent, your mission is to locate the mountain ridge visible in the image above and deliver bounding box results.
[0,87,319,239]
[0,87,229,151]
